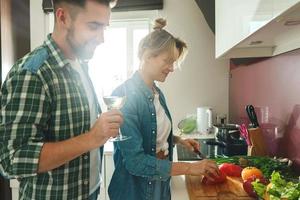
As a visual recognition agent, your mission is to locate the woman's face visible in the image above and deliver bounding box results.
[145,48,179,82]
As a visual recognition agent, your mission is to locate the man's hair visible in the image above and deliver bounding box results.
[52,0,117,10]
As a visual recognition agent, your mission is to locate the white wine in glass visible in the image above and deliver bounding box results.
[103,96,126,110]
[102,93,131,142]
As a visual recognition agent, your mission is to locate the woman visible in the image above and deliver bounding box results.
[108,18,220,200]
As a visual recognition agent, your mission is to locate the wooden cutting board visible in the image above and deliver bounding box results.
[185,175,255,200]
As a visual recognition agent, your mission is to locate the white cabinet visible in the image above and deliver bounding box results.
[216,0,300,58]
[102,143,115,200]
[10,180,19,200]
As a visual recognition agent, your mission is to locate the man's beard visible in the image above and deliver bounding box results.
[66,27,95,60]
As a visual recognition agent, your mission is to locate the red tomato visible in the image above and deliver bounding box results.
[219,163,243,177]
[202,170,227,185]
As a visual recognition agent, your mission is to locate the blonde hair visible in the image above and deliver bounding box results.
[138,18,188,68]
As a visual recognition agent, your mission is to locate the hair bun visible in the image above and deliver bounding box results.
[153,18,167,30]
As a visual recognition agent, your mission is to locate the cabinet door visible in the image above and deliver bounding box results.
[102,153,114,200]
[216,0,300,58]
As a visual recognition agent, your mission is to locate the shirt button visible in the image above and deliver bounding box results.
[152,131,155,134]
[84,155,88,160]
[151,148,155,151]
[148,181,152,185]
[151,113,155,116]
[83,180,89,185]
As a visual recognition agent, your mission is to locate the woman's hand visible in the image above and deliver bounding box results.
[187,160,220,181]
[178,138,200,152]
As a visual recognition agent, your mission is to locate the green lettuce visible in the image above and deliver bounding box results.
[253,171,300,200]
[268,171,300,200]
[252,180,266,198]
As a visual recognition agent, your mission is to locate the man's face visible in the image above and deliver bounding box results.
[65,1,111,60]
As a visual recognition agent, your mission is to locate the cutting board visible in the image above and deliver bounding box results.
[185,175,255,200]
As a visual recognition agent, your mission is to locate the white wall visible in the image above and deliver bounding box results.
[30,0,53,50]
[157,0,229,128]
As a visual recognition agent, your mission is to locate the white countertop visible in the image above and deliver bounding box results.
[171,145,190,200]
[104,141,114,155]
[171,175,189,200]
[176,132,215,140]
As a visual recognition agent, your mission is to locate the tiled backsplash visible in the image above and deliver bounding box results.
[229,49,300,173]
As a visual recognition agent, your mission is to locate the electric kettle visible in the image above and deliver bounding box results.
[196,107,213,134]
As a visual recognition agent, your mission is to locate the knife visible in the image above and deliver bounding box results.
[246,105,260,128]
[194,149,206,159]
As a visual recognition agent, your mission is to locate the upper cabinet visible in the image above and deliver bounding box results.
[216,0,300,59]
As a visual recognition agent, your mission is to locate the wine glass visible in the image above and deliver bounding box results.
[102,85,131,142]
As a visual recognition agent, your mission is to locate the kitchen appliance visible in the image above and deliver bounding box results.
[176,138,215,161]
[196,107,213,134]
[177,124,248,160]
[205,124,248,157]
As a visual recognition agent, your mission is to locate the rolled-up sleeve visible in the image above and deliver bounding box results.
[116,104,172,181]
[0,70,50,179]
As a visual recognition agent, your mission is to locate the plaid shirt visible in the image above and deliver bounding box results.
[0,35,102,199]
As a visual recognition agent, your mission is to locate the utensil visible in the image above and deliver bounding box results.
[248,128,268,156]
[246,105,260,128]
[245,105,268,156]
[239,124,251,146]
[194,149,206,159]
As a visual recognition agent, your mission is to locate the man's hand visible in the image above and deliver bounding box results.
[38,109,123,173]
[89,109,123,147]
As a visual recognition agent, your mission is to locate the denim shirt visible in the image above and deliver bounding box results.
[108,72,173,200]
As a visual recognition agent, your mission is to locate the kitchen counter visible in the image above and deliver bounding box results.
[171,145,190,200]
[171,175,190,200]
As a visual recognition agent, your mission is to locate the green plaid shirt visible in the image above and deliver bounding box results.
[0,35,102,199]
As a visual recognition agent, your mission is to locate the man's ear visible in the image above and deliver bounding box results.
[55,7,71,28]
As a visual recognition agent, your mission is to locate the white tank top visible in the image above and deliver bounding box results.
[153,93,171,155]
[68,59,101,195]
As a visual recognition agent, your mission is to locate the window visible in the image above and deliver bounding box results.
[88,20,150,102]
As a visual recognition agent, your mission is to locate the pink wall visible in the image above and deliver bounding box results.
[229,49,300,172]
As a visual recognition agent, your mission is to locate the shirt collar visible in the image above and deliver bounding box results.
[44,34,70,69]
[132,71,159,99]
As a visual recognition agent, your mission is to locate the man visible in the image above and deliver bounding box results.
[0,0,121,199]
